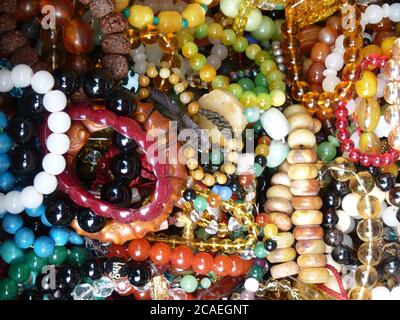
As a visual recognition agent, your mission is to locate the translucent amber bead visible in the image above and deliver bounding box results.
[158,33,178,54]
[355,265,378,288]
[343,47,362,64]
[199,64,216,83]
[317,92,335,112]
[129,5,154,30]
[334,81,354,101]
[355,70,378,99]
[343,31,363,49]
[181,3,205,28]
[139,25,159,45]
[388,126,400,151]
[357,241,382,266]
[349,286,372,300]
[291,81,310,101]
[330,157,355,182]
[383,81,400,104]
[349,171,374,196]
[158,11,182,34]
[302,91,319,113]
[357,195,381,219]
[355,98,381,132]
[359,132,381,153]
[342,63,362,82]
[356,219,383,242]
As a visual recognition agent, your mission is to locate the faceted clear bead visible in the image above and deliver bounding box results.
[93,277,115,298]
[72,283,94,300]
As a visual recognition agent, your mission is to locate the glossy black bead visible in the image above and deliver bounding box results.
[106,87,136,116]
[8,116,36,144]
[112,130,137,152]
[321,191,341,209]
[323,227,343,246]
[19,290,43,300]
[264,239,277,252]
[322,208,339,227]
[365,165,380,177]
[83,69,113,99]
[19,88,44,115]
[230,181,240,193]
[330,180,350,197]
[331,245,352,264]
[81,259,104,280]
[255,155,267,167]
[57,265,81,288]
[45,193,78,227]
[127,262,150,287]
[10,147,40,176]
[375,173,396,192]
[77,208,106,233]
[53,67,79,96]
[110,153,141,182]
[105,257,128,279]
[183,189,196,201]
[388,186,400,207]
[100,180,132,207]
[383,256,400,276]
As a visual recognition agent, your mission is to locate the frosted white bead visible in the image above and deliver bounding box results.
[370,185,386,202]
[335,34,344,48]
[0,69,14,92]
[336,210,354,233]
[365,5,384,24]
[237,153,255,175]
[47,112,71,133]
[244,278,259,293]
[4,191,24,214]
[11,64,33,88]
[346,99,356,115]
[332,47,345,56]
[372,286,391,300]
[46,133,70,155]
[260,108,289,140]
[42,153,66,176]
[382,206,399,227]
[134,61,148,74]
[34,171,58,195]
[133,53,147,63]
[342,193,361,219]
[322,75,340,93]
[325,53,344,71]
[0,193,5,215]
[390,286,400,300]
[43,90,67,112]
[383,4,390,18]
[20,186,43,209]
[31,70,54,94]
[322,68,337,77]
[389,3,400,22]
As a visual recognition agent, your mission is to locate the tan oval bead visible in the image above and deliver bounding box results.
[288,129,316,149]
[295,239,326,254]
[270,261,299,279]
[290,179,320,196]
[272,232,295,249]
[288,164,318,180]
[283,104,307,118]
[293,225,324,240]
[268,212,292,231]
[287,149,318,164]
[271,172,292,187]
[297,254,327,268]
[266,247,297,263]
[291,210,323,225]
[288,113,314,132]
[297,267,330,284]
[313,118,322,133]
[264,197,294,214]
[278,160,290,173]
[266,185,292,201]
[291,196,322,210]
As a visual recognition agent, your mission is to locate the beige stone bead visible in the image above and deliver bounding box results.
[297,254,327,268]
[287,149,318,164]
[264,197,294,215]
[268,212,292,231]
[291,210,323,225]
[266,185,292,201]
[288,164,318,180]
[288,112,314,132]
[293,225,324,240]
[283,104,307,118]
[270,261,299,279]
[290,179,320,196]
[288,129,316,149]
[297,267,330,284]
[272,232,295,249]
[295,239,326,254]
[271,172,292,187]
[291,196,322,210]
[266,247,297,263]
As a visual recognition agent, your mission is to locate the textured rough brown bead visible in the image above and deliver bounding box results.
[102,33,131,54]
[100,13,128,35]
[102,54,129,80]
[0,30,26,56]
[0,13,16,34]
[11,46,38,67]
[89,0,115,18]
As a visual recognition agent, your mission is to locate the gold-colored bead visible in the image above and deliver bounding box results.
[187,101,200,115]
[186,158,198,170]
[192,168,204,180]
[138,87,150,99]
[169,73,180,84]
[202,173,216,186]
[138,75,150,87]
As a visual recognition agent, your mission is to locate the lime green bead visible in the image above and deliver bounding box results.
[228,83,243,98]
[269,80,286,92]
[255,51,272,66]
[272,19,284,41]
[180,275,198,293]
[8,261,31,283]
[47,246,67,265]
[233,36,248,53]
[200,277,211,289]
[270,89,286,107]
[254,242,267,258]
[266,69,285,83]
[317,141,337,162]
[253,86,268,95]
[190,53,206,71]
[238,77,255,91]
[255,73,268,87]
[247,265,264,281]
[221,29,236,46]
[245,44,262,60]
[193,196,208,212]
[211,75,229,90]
[195,23,208,39]
[67,246,87,266]
[256,93,272,110]
[251,16,275,41]
[261,60,277,76]
[25,251,47,273]
[240,91,257,107]
[0,278,18,300]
